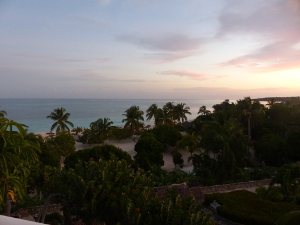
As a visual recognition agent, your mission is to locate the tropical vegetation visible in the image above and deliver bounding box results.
[47,107,74,133]
[2,96,300,224]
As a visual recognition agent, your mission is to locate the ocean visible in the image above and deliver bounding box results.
[0,99,227,133]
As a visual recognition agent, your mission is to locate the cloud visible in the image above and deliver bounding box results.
[78,70,146,82]
[119,79,146,82]
[117,33,204,63]
[73,15,113,30]
[142,52,198,64]
[13,53,110,64]
[217,0,300,72]
[97,0,113,6]
[158,70,225,80]
[218,0,300,38]
[117,33,203,52]
[221,41,300,72]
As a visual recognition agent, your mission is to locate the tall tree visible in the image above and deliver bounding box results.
[146,104,159,122]
[155,107,174,126]
[266,98,278,109]
[90,117,113,142]
[176,133,200,156]
[47,107,74,133]
[122,105,144,137]
[201,117,248,183]
[174,103,191,123]
[236,97,265,142]
[198,105,211,116]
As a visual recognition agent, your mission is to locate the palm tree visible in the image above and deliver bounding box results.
[0,106,6,118]
[163,102,175,119]
[176,132,200,156]
[122,105,144,138]
[90,117,113,141]
[0,118,40,214]
[201,117,248,183]
[155,107,174,126]
[198,105,211,115]
[47,108,74,133]
[266,98,278,109]
[240,97,265,142]
[146,104,159,122]
[71,126,83,135]
[174,103,191,123]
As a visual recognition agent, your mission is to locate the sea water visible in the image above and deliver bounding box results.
[0,99,228,133]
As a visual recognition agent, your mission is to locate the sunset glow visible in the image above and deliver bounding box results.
[0,0,299,99]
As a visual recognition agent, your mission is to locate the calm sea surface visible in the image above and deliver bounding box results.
[0,99,228,133]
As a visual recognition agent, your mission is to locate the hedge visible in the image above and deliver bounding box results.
[205,190,299,225]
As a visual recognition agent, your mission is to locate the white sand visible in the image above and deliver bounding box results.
[75,137,193,172]
[104,138,193,172]
[35,132,194,172]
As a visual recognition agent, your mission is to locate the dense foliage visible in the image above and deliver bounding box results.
[205,190,300,225]
[64,144,133,169]
[134,133,165,171]
[2,97,300,224]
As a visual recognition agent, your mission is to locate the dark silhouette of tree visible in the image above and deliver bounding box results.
[90,117,114,142]
[176,133,200,156]
[46,108,74,133]
[0,106,6,118]
[198,105,211,115]
[236,97,265,142]
[146,103,159,122]
[174,103,191,123]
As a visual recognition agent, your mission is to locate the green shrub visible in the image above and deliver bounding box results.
[275,210,300,225]
[134,133,165,171]
[44,212,64,225]
[64,144,133,169]
[205,190,300,225]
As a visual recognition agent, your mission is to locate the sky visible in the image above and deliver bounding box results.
[0,0,300,100]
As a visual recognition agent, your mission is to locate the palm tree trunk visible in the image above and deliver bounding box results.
[37,194,56,223]
[248,117,251,142]
[5,193,11,216]
[63,207,72,225]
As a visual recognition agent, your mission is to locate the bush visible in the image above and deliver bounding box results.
[172,151,184,168]
[150,125,182,146]
[134,133,165,171]
[205,190,299,225]
[44,212,64,225]
[275,210,300,225]
[64,144,133,169]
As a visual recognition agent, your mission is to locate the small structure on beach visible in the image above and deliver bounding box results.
[46,132,56,137]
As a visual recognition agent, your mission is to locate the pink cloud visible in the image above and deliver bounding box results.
[221,41,300,72]
[159,70,226,80]
[117,32,205,63]
[142,52,198,64]
[217,0,300,72]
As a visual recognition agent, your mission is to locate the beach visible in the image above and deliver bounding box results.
[36,132,194,172]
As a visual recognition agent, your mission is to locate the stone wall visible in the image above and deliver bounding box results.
[200,179,271,194]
